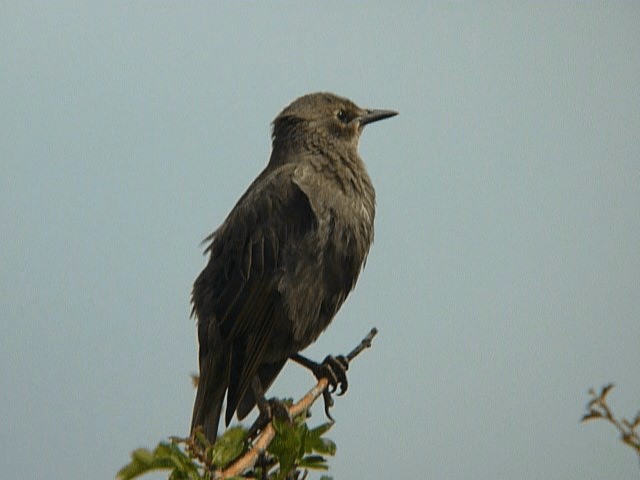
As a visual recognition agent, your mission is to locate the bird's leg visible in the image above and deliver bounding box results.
[290,353,350,421]
[247,376,292,438]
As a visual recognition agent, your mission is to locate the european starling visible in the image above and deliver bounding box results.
[190,92,397,442]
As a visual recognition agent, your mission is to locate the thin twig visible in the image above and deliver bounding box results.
[219,327,378,478]
[346,327,378,362]
[582,384,640,457]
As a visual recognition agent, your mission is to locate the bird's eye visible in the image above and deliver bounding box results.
[336,110,348,123]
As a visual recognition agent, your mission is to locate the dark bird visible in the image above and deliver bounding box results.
[190,92,397,443]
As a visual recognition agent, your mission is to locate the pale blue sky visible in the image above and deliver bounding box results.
[2,3,639,479]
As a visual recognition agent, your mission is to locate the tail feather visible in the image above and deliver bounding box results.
[191,348,228,444]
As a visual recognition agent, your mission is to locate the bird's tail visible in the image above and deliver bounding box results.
[191,348,228,444]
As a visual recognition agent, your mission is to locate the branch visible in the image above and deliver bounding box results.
[582,384,640,457]
[220,327,378,478]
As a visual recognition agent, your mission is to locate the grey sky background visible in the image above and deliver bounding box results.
[2,3,639,479]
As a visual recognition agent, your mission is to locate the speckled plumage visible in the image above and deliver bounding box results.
[190,92,396,442]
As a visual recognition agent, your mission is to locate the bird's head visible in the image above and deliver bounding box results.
[270,92,397,159]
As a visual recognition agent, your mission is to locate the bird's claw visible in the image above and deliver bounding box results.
[314,354,349,421]
[320,354,349,395]
[322,389,335,422]
[291,352,350,422]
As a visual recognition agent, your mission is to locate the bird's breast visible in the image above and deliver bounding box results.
[276,198,374,351]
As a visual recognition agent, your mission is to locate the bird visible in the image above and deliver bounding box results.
[190,92,397,443]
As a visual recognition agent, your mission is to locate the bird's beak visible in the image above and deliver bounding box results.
[359,108,398,127]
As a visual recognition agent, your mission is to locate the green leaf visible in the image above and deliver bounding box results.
[309,422,333,438]
[268,418,303,480]
[117,442,200,480]
[313,437,336,456]
[298,454,329,471]
[193,429,210,449]
[304,423,336,456]
[208,426,248,469]
[131,448,154,465]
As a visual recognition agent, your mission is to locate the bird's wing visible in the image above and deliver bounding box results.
[192,165,317,425]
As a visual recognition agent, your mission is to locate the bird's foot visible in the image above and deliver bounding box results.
[317,354,350,395]
[248,398,292,438]
[318,355,349,421]
[291,353,349,421]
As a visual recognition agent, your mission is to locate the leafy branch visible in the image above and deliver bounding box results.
[117,328,378,480]
[221,327,376,478]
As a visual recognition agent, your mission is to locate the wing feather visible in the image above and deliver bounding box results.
[192,166,317,427]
